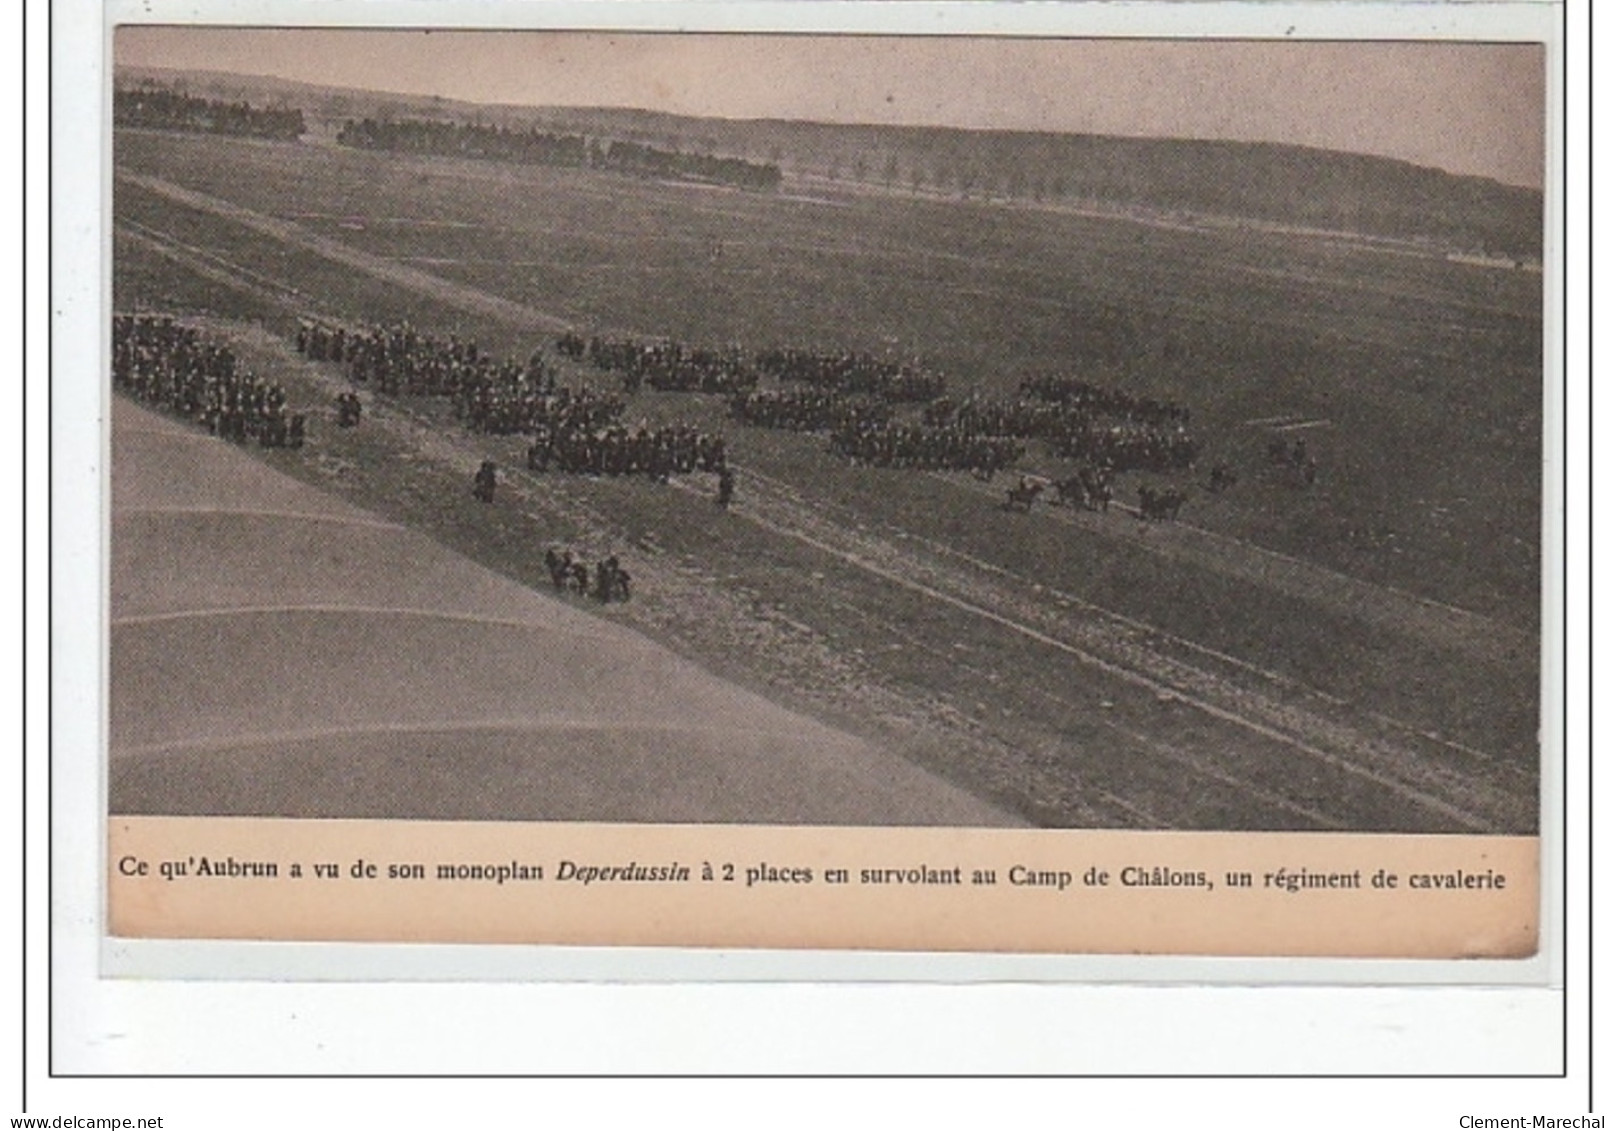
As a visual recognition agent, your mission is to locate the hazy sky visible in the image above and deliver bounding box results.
[116,28,1546,188]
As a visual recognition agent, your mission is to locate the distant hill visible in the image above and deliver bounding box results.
[117,65,1544,261]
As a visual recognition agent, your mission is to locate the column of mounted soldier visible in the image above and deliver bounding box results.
[115,309,1234,610]
[114,314,305,449]
[297,318,1223,527]
[298,319,1203,492]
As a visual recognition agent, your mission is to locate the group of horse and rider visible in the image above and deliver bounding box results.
[1001,470,1186,522]
[833,420,1026,475]
[567,333,758,396]
[282,312,1316,524]
[300,319,629,439]
[114,314,305,450]
[525,422,727,481]
[1000,441,1308,522]
[1267,436,1319,485]
[571,334,949,406]
[473,465,633,603]
[123,312,1325,614]
[544,547,632,604]
[752,345,947,403]
[298,319,733,486]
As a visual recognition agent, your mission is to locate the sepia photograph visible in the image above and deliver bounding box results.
[107,28,1546,840]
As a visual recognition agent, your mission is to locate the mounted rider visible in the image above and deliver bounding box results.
[472,459,497,503]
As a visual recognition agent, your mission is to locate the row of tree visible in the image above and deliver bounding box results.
[114,85,306,141]
[336,117,782,190]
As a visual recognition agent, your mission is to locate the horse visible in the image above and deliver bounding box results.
[1004,477,1046,513]
[472,460,497,503]
[545,548,572,591]
[1264,436,1317,487]
[1085,472,1113,513]
[1207,463,1238,493]
[258,412,287,449]
[336,393,362,428]
[593,556,632,603]
[1138,486,1187,521]
[1053,474,1087,509]
[1054,468,1111,512]
[1079,466,1113,512]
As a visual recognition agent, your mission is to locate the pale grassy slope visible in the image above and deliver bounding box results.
[109,400,1020,826]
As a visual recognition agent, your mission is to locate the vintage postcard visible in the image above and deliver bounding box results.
[89,6,1557,963]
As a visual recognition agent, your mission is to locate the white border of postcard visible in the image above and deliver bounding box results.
[44,0,1586,1083]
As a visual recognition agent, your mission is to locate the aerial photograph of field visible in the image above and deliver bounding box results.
[107,30,1547,833]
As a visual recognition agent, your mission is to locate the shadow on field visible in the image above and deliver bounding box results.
[109,399,1019,827]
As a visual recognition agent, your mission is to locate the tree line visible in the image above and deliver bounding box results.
[335,116,782,191]
[114,85,306,141]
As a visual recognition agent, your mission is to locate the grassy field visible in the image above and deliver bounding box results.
[110,129,1546,832]
[116,130,1543,620]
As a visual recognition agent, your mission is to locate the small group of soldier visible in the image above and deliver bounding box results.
[753,346,947,403]
[575,335,758,396]
[458,381,624,439]
[728,389,892,434]
[568,334,948,406]
[527,423,726,479]
[335,392,363,428]
[302,318,730,485]
[544,548,631,604]
[830,422,1024,475]
[114,315,303,448]
[1018,375,1192,428]
[1049,421,1199,475]
[923,389,1198,476]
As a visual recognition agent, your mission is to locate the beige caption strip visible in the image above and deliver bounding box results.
[109,818,1538,957]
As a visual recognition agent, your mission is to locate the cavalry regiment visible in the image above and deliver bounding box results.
[130,312,1303,532]
[297,319,728,479]
[117,309,1319,620]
